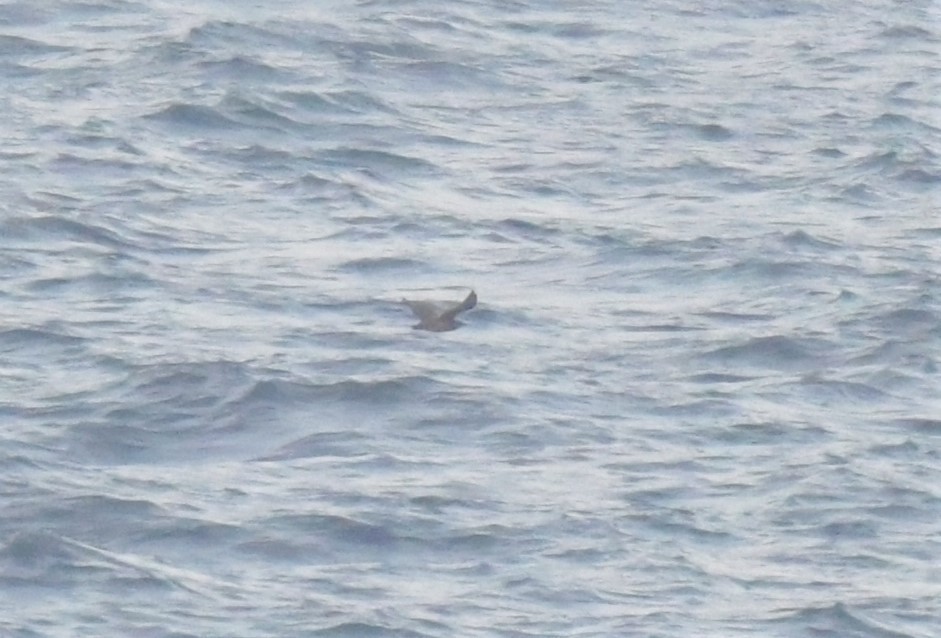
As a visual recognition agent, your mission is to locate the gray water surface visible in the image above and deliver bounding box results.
[1,1,939,636]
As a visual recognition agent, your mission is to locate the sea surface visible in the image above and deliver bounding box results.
[1,1,939,636]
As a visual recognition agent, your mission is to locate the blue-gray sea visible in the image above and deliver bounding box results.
[1,1,939,636]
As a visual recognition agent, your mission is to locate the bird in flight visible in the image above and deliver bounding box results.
[402,289,477,332]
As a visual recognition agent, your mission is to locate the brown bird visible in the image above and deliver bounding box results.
[402,289,477,332]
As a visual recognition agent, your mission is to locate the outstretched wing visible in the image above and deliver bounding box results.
[440,290,477,322]
[402,299,443,322]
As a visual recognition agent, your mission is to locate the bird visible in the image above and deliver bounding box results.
[402,289,477,332]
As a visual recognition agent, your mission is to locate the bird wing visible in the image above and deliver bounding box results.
[440,290,477,321]
[402,299,445,322]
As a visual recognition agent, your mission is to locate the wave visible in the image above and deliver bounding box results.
[0,214,133,250]
[0,530,230,599]
[144,103,242,130]
[702,335,832,370]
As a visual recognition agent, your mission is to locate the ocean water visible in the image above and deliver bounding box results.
[1,0,939,636]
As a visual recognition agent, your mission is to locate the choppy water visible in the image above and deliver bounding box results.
[2,1,940,636]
